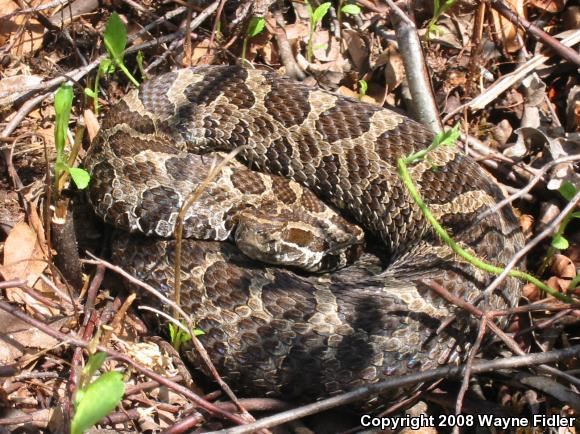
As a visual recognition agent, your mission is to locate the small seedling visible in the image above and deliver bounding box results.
[241,16,266,63]
[427,0,458,39]
[85,12,139,113]
[544,181,580,256]
[71,352,125,434]
[306,1,331,63]
[358,79,368,100]
[341,3,361,16]
[168,322,204,352]
[398,126,574,303]
[54,84,91,191]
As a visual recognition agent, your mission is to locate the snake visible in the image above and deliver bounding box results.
[84,65,525,409]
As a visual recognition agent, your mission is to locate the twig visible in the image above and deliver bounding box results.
[271,5,305,80]
[173,147,253,420]
[482,189,580,297]
[1,0,70,17]
[0,299,248,426]
[454,316,487,432]
[424,279,580,388]
[82,252,254,422]
[489,0,580,67]
[479,155,580,220]
[443,29,580,118]
[383,0,442,133]
[207,346,580,434]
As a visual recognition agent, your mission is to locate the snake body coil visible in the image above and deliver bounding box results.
[85,65,524,408]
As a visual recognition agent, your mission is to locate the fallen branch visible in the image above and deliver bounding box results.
[490,0,580,67]
[208,346,580,434]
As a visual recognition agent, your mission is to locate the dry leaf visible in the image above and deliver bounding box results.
[1,221,47,286]
[519,214,534,239]
[490,0,525,53]
[0,0,47,55]
[382,45,405,92]
[84,109,100,141]
[528,0,566,13]
[0,222,51,313]
[342,29,368,71]
[0,311,64,363]
[522,282,541,301]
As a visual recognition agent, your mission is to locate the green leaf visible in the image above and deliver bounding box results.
[84,88,97,98]
[358,79,368,98]
[439,0,458,16]
[104,12,127,61]
[341,4,361,15]
[82,352,107,381]
[99,58,114,75]
[247,16,266,38]
[551,234,569,250]
[71,371,125,434]
[54,84,74,156]
[312,2,331,25]
[434,123,461,148]
[136,50,145,78]
[559,181,578,202]
[68,167,91,189]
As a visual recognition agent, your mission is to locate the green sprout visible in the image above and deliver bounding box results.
[242,16,266,63]
[306,1,331,63]
[340,3,361,16]
[168,322,204,353]
[358,79,368,100]
[398,126,574,303]
[85,12,139,114]
[427,0,458,39]
[71,352,125,434]
[54,84,90,191]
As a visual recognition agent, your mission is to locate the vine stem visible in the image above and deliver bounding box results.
[396,156,574,304]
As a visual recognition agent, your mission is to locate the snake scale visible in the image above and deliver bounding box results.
[85,65,525,409]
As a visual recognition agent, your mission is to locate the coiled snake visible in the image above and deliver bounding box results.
[85,65,524,408]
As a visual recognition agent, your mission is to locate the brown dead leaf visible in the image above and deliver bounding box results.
[0,310,64,364]
[551,254,576,279]
[0,0,47,55]
[342,29,368,71]
[519,214,534,239]
[84,109,100,141]
[546,276,569,295]
[190,38,214,64]
[381,45,405,92]
[490,0,525,53]
[1,221,47,286]
[546,254,577,294]
[311,29,341,62]
[0,222,51,312]
[522,282,541,301]
[528,0,566,13]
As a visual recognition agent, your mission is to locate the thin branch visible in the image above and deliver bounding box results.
[0,299,248,426]
[383,0,442,133]
[482,189,580,297]
[1,0,70,17]
[208,346,580,434]
[479,155,580,220]
[490,0,580,67]
[443,29,580,118]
